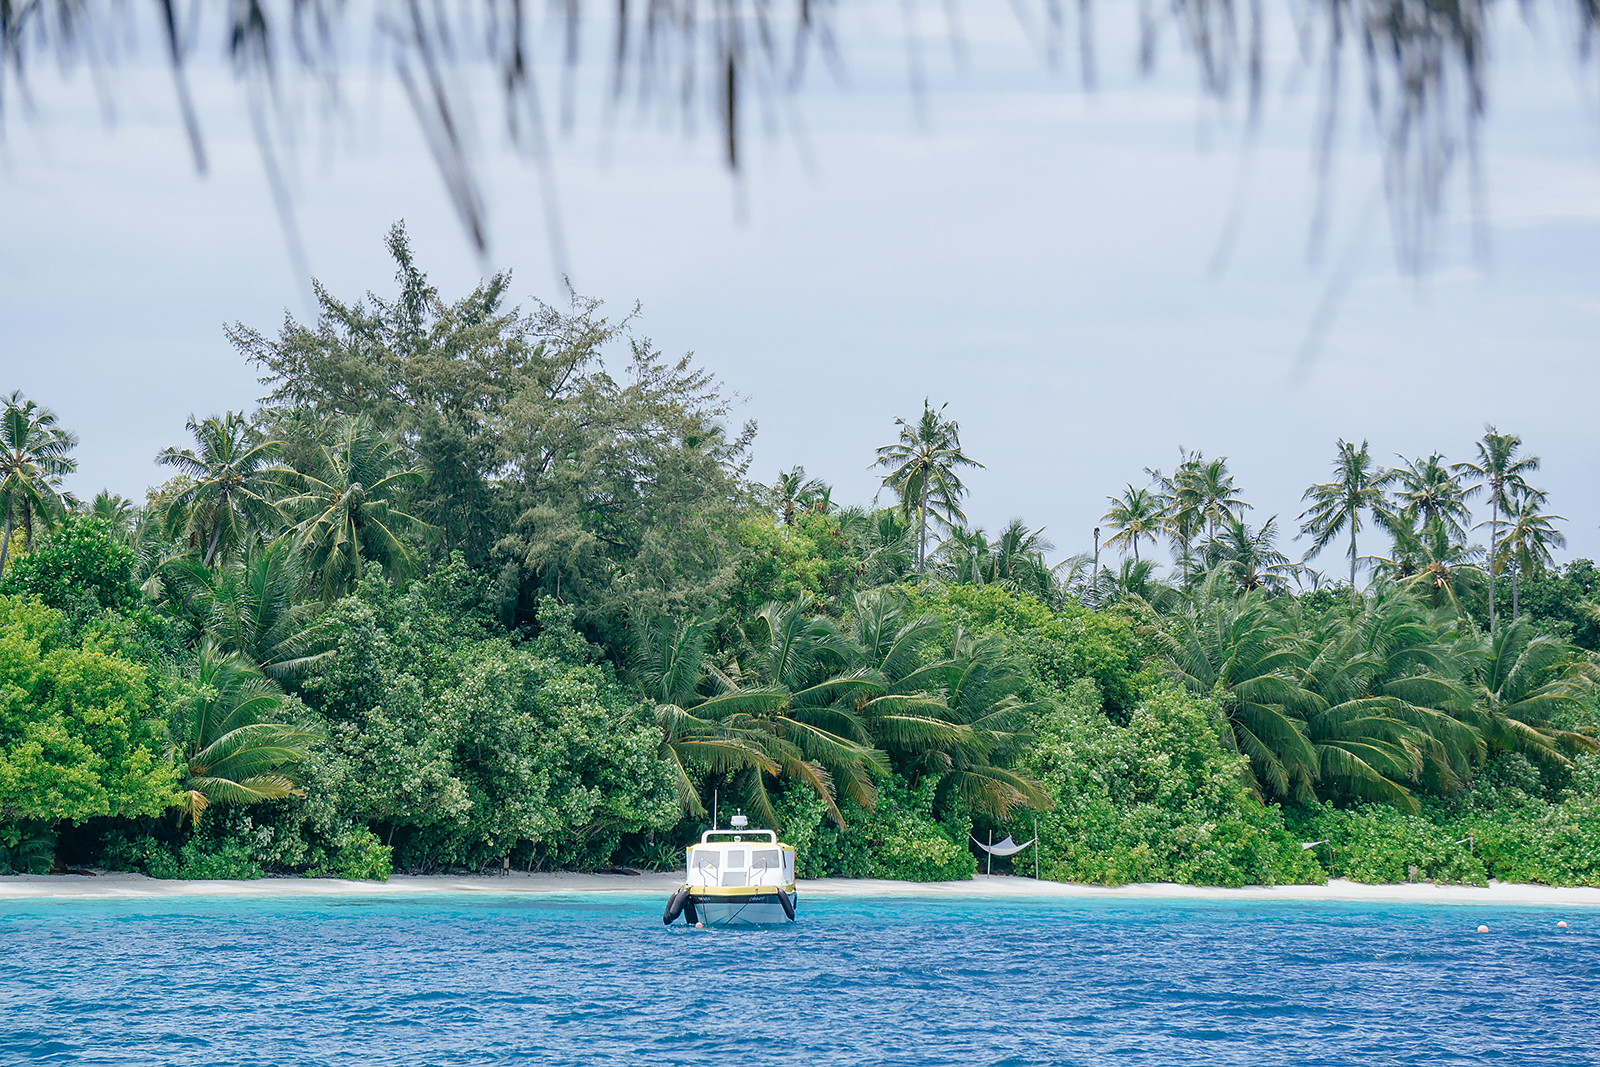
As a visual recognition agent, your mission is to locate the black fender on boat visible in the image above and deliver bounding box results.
[683,895,699,925]
[777,888,796,921]
[663,886,690,925]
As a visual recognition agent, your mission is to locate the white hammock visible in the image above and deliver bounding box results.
[971,834,1036,857]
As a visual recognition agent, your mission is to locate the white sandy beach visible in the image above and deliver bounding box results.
[5,870,1600,908]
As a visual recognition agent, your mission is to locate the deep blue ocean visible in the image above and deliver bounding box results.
[2,891,1597,1065]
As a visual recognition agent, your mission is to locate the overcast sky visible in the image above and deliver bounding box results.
[2,0,1597,577]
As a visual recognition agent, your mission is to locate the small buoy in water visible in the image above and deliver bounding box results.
[1558,921,1568,928]
[695,922,704,929]
[1477,925,1489,933]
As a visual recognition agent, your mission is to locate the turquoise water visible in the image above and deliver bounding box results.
[2,892,1596,1065]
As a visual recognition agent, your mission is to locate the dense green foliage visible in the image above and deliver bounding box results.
[4,233,1598,889]
[0,516,142,621]
[0,596,180,826]
[1026,683,1322,887]
[292,571,680,871]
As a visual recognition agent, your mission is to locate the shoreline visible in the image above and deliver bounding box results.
[5,871,1600,907]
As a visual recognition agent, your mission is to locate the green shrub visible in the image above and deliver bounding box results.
[776,783,874,879]
[1440,756,1600,886]
[625,837,688,872]
[1287,803,1487,885]
[0,821,56,873]
[0,595,182,827]
[773,773,975,881]
[309,828,392,881]
[1029,681,1322,887]
[857,775,975,881]
[297,575,680,872]
[111,834,266,881]
[0,516,140,619]
[729,513,860,612]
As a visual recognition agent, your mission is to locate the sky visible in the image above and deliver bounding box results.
[2,0,1598,576]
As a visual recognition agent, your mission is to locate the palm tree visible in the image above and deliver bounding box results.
[820,590,1048,817]
[1464,619,1598,768]
[939,519,1055,596]
[631,608,883,827]
[1102,485,1163,561]
[1159,577,1486,810]
[1203,515,1297,594]
[989,519,1055,596]
[173,641,320,824]
[1293,589,1482,809]
[1049,552,1096,604]
[1146,448,1203,563]
[0,392,78,571]
[1089,557,1180,613]
[1153,574,1320,799]
[1371,515,1489,617]
[1186,455,1251,541]
[846,506,917,586]
[1383,453,1471,543]
[1454,426,1539,629]
[874,401,984,575]
[1146,450,1248,576]
[767,466,828,525]
[89,491,137,542]
[156,412,291,567]
[1299,439,1388,594]
[920,629,1051,816]
[938,525,993,586]
[634,590,1049,826]
[282,416,431,600]
[806,484,834,516]
[1497,493,1565,620]
[166,538,332,679]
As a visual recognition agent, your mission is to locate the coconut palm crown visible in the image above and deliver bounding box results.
[875,401,983,575]
[0,392,79,571]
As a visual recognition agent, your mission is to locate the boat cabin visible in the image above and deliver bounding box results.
[685,829,796,891]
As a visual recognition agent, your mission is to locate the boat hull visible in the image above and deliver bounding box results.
[691,892,796,927]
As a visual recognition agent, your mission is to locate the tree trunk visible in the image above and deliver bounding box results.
[203,521,224,567]
[203,490,229,568]
[1488,499,1499,630]
[0,508,11,573]
[1512,561,1520,621]
[1349,523,1358,599]
[917,480,929,575]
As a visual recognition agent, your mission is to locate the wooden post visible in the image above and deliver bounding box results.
[1092,528,1101,606]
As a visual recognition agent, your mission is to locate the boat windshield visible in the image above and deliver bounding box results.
[694,851,719,875]
[751,849,780,872]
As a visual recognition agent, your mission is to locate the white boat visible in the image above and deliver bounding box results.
[663,815,797,927]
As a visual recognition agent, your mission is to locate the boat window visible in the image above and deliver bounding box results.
[751,849,780,871]
[726,850,747,870]
[694,851,719,873]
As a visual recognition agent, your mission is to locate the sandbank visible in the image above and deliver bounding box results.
[5,871,1600,908]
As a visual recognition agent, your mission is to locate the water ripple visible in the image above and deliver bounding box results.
[1,894,1597,1065]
